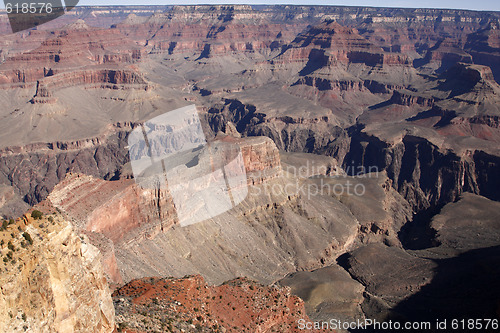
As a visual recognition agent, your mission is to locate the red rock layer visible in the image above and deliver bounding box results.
[278,21,411,67]
[115,6,308,56]
[46,136,282,283]
[0,21,143,85]
[113,275,328,333]
[48,173,176,243]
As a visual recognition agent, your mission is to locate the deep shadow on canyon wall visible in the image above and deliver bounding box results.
[209,104,500,214]
[342,128,500,210]
[2,111,500,223]
[0,129,131,211]
[351,246,500,333]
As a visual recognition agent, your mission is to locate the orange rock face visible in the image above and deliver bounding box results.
[46,136,282,285]
[278,21,410,67]
[48,173,176,243]
[0,22,143,84]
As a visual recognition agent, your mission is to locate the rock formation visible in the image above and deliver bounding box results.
[0,211,115,332]
[0,5,499,329]
[113,275,328,333]
[279,264,365,322]
[46,137,362,286]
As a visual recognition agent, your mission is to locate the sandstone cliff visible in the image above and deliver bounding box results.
[0,212,115,332]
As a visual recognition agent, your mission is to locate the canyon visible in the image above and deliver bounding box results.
[0,4,499,332]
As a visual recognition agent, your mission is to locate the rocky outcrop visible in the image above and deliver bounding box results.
[46,172,178,285]
[430,193,500,253]
[345,244,436,300]
[115,5,313,57]
[338,193,500,322]
[0,212,115,332]
[38,69,149,90]
[0,126,132,217]
[47,174,176,243]
[465,22,500,82]
[277,21,411,69]
[44,138,361,286]
[338,243,437,320]
[279,264,365,322]
[389,90,435,108]
[29,69,149,104]
[205,97,347,154]
[113,275,327,333]
[342,125,500,211]
[0,22,143,85]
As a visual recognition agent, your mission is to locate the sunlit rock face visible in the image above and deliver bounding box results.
[0,213,115,332]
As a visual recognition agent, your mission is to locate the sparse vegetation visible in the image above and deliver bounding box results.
[22,232,33,245]
[31,210,43,220]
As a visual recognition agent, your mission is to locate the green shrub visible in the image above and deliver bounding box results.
[31,210,43,220]
[22,232,33,245]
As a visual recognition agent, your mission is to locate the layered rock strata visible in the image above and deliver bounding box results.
[0,212,115,332]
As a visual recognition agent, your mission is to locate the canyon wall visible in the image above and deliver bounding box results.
[0,213,115,332]
[0,127,131,217]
